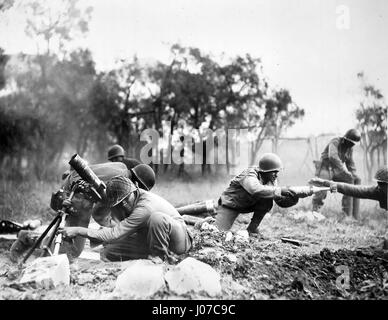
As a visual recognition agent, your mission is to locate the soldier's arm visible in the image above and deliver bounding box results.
[85,206,149,243]
[336,183,380,201]
[345,149,357,174]
[328,140,348,172]
[239,174,280,198]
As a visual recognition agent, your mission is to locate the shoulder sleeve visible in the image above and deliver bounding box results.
[328,139,345,170]
[337,183,379,200]
[237,168,278,198]
[86,205,150,243]
[345,149,356,173]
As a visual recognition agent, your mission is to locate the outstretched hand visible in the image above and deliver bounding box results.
[308,177,331,187]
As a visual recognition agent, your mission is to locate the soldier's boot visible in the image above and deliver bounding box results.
[247,211,267,235]
[247,222,260,234]
[9,230,40,263]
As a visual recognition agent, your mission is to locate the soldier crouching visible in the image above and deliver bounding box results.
[215,153,311,233]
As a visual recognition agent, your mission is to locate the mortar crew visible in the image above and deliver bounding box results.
[312,129,362,217]
[107,144,141,170]
[9,162,157,262]
[215,153,311,234]
[310,166,387,210]
[59,176,192,262]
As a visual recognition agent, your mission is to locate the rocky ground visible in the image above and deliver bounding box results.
[0,211,387,300]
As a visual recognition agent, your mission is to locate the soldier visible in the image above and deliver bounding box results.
[92,163,156,230]
[310,166,387,210]
[310,166,388,248]
[312,129,361,217]
[59,176,192,263]
[107,144,141,170]
[9,162,156,262]
[215,153,311,233]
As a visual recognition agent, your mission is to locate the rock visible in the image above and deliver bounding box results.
[165,257,221,297]
[235,230,249,243]
[225,254,237,263]
[230,280,245,293]
[312,211,325,221]
[114,259,165,299]
[225,232,233,242]
[19,254,70,288]
[79,251,100,260]
[201,222,219,232]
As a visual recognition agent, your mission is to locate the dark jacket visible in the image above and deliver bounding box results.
[336,183,387,210]
[219,167,298,212]
[320,137,356,174]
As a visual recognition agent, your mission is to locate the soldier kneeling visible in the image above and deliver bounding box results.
[59,176,192,263]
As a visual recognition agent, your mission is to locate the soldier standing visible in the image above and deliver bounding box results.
[312,129,361,218]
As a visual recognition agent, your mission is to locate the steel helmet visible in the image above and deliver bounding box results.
[131,164,156,191]
[374,167,388,183]
[105,176,136,207]
[343,129,361,144]
[107,144,125,160]
[258,153,283,172]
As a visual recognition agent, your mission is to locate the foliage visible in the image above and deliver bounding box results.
[24,0,93,55]
[356,72,387,181]
[1,22,305,178]
[0,0,15,12]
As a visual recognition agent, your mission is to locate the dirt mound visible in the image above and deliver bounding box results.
[0,213,386,300]
[284,247,388,299]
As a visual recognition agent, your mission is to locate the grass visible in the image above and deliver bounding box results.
[0,179,56,223]
[0,174,386,235]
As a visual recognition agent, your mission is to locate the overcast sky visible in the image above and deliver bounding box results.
[1,0,387,137]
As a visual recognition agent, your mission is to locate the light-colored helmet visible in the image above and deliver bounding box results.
[258,153,283,172]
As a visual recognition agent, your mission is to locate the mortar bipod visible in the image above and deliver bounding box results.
[21,191,75,264]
